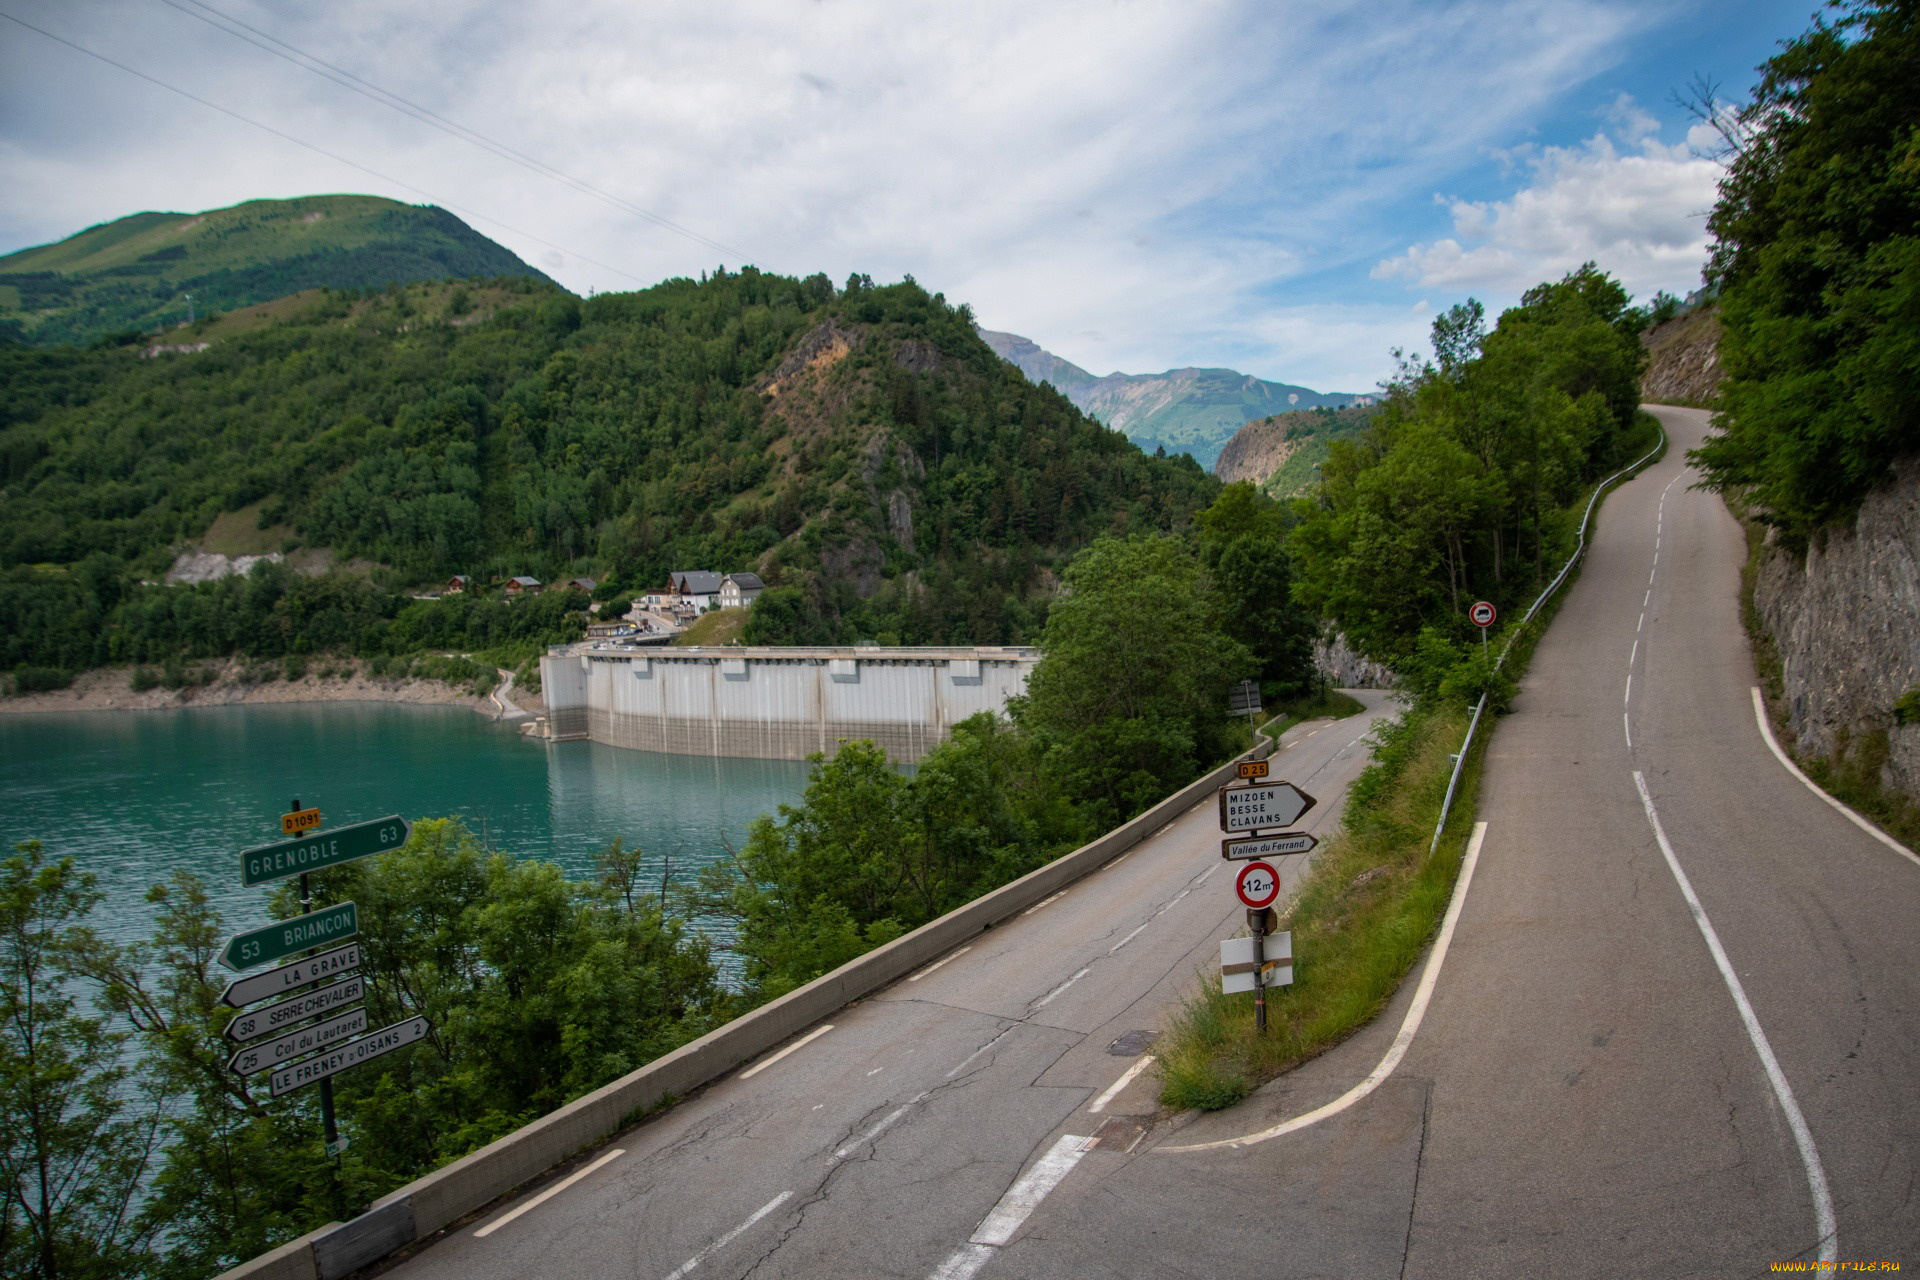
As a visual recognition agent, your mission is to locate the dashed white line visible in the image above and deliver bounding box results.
[1022,890,1067,917]
[1632,772,1837,1263]
[1032,967,1090,1009]
[1088,1055,1155,1113]
[1108,921,1150,953]
[909,947,972,981]
[1624,712,1633,750]
[929,1134,1098,1278]
[662,1190,795,1280]
[1637,612,1645,632]
[947,1026,1015,1078]
[738,1024,834,1079]
[474,1146,625,1238]
[835,1091,930,1159]
[1629,639,1639,666]
[1624,674,1632,706]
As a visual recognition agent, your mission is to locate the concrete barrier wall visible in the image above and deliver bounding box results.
[216,734,1278,1280]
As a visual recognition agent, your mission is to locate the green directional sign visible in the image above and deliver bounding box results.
[221,902,358,973]
[239,816,410,887]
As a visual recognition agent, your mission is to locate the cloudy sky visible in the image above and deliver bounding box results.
[1,0,1813,390]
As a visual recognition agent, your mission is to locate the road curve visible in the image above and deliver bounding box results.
[379,693,1401,1280]
[989,405,1920,1277]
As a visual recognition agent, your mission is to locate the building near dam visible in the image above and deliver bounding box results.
[538,644,1040,762]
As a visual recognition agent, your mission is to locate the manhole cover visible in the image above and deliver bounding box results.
[1107,1030,1158,1056]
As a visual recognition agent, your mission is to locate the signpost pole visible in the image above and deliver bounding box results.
[288,799,343,1159]
[1249,907,1268,1034]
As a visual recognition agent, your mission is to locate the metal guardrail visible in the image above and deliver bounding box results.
[1426,426,1669,855]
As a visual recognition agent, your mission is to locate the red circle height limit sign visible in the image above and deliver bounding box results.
[1469,600,1497,627]
[1235,860,1282,910]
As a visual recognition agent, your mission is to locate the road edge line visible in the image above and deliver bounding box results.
[1632,770,1838,1263]
[1750,687,1920,869]
[1157,821,1489,1153]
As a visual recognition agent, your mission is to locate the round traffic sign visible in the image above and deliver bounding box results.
[1469,600,1497,628]
[1234,860,1282,910]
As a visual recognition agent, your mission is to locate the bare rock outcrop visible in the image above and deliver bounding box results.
[1641,307,1722,407]
[1753,458,1920,801]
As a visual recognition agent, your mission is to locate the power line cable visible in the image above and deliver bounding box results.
[0,8,652,285]
[152,0,748,261]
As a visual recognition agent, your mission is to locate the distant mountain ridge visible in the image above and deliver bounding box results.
[979,328,1370,470]
[0,194,554,346]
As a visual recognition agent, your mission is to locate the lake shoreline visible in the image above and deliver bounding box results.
[0,658,544,720]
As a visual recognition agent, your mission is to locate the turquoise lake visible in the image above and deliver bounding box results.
[0,703,810,963]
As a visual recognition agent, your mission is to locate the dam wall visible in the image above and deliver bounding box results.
[539,644,1040,762]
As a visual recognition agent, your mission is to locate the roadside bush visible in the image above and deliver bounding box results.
[129,666,160,692]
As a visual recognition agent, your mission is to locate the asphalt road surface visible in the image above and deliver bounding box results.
[382,691,1401,1280]
[981,405,1920,1277]
[383,403,1918,1277]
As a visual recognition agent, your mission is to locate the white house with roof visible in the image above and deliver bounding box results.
[643,570,723,615]
[718,573,765,609]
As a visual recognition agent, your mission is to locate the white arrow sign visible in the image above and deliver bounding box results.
[219,943,361,1009]
[270,1015,429,1097]
[1217,781,1317,833]
[1221,832,1318,861]
[228,1007,368,1077]
[225,976,365,1044]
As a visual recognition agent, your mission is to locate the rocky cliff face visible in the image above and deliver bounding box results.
[1753,458,1920,801]
[1641,306,1722,406]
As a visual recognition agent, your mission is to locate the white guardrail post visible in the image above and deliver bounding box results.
[1427,426,1667,855]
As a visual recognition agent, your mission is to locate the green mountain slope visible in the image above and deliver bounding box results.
[0,194,553,345]
[978,328,1370,470]
[0,270,1217,663]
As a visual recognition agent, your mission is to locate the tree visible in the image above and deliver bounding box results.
[0,842,161,1279]
[1691,0,1920,544]
[1194,484,1318,699]
[1014,535,1253,824]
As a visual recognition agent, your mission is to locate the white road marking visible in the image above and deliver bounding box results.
[1632,771,1837,1263]
[1624,713,1632,750]
[474,1147,626,1238]
[1624,674,1632,706]
[930,1132,1099,1277]
[908,946,972,981]
[1166,888,1191,909]
[866,1067,883,1076]
[1162,823,1490,1151]
[1637,611,1645,632]
[947,1026,1016,1078]
[1644,589,1651,607]
[1629,639,1638,666]
[662,1191,794,1280]
[1089,1055,1155,1113]
[835,1091,930,1159]
[1108,921,1150,953]
[738,1024,834,1079]
[1191,864,1218,884]
[1021,890,1067,917]
[1032,967,1090,1009]
[1749,687,1920,868]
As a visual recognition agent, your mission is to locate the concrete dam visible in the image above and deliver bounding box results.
[539,644,1040,762]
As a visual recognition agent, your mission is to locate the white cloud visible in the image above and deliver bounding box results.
[1372,106,1723,300]
[1,0,1670,390]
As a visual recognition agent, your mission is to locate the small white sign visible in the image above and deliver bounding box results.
[1220,933,1293,994]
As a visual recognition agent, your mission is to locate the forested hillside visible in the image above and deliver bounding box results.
[1289,271,1658,687]
[1690,0,1919,546]
[1,267,1217,678]
[0,194,552,346]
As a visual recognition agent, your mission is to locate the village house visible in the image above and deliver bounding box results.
[718,572,765,609]
[505,576,543,596]
[643,570,722,616]
[445,574,469,593]
[567,577,597,593]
